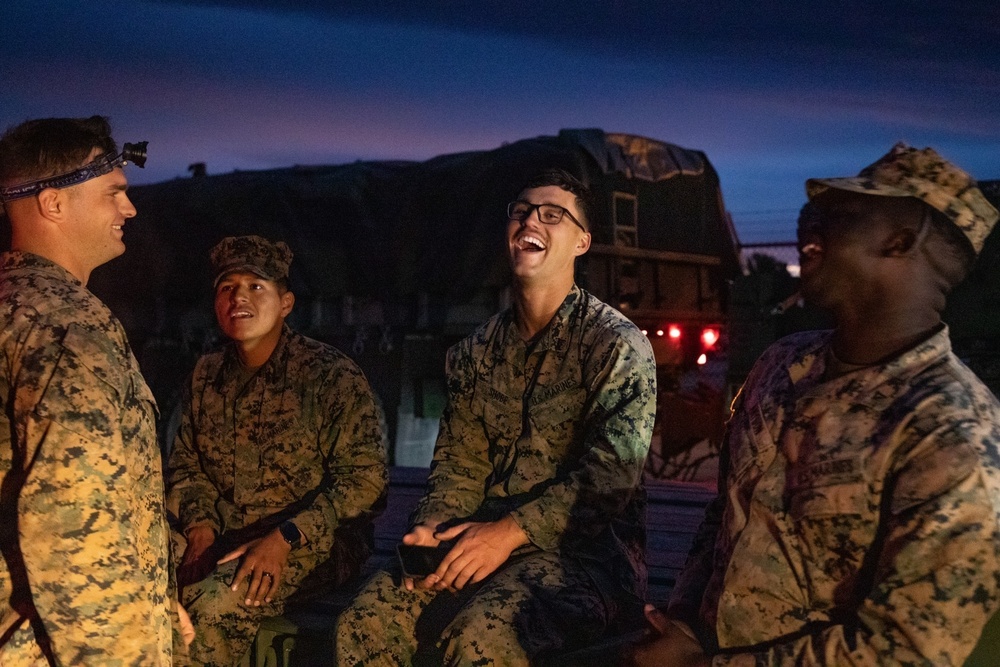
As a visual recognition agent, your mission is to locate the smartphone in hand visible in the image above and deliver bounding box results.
[396,543,454,579]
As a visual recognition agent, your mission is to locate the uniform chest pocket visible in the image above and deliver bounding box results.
[787,454,867,518]
[528,387,585,444]
[61,323,127,397]
[476,378,519,437]
[259,420,323,490]
[787,480,874,590]
[192,403,230,475]
[34,323,127,440]
[124,346,158,419]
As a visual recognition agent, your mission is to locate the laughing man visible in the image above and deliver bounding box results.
[336,168,657,665]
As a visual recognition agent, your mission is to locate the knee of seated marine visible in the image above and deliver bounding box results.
[334,598,380,643]
[439,630,495,666]
[182,574,242,619]
[438,614,502,662]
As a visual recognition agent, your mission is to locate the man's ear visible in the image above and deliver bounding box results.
[574,231,592,256]
[882,208,931,257]
[882,226,918,257]
[36,188,64,222]
[280,290,295,317]
[881,200,931,258]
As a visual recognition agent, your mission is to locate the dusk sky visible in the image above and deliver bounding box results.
[2,0,998,244]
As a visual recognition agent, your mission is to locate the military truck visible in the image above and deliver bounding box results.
[945,179,1000,396]
[79,128,741,470]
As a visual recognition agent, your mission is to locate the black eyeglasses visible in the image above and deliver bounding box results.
[507,200,586,231]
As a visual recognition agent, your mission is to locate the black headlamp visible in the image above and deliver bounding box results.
[0,141,148,203]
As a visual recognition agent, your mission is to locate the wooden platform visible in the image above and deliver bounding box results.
[243,467,715,666]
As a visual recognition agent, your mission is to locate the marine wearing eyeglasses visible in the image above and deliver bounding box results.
[337,168,656,665]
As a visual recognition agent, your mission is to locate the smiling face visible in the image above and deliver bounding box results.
[797,193,874,311]
[62,147,136,271]
[214,271,294,365]
[506,184,591,288]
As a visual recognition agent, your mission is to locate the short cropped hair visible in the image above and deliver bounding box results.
[519,168,595,230]
[0,116,117,188]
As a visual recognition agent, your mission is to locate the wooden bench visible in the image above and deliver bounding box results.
[241,466,714,666]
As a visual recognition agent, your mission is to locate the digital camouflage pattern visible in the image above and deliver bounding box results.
[669,326,1000,665]
[0,252,178,666]
[337,285,657,665]
[807,142,999,254]
[209,235,293,287]
[169,533,322,667]
[168,325,387,665]
[337,550,609,666]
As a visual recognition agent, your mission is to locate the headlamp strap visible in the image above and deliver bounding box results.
[0,141,147,203]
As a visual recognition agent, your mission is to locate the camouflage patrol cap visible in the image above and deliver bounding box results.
[210,235,293,287]
[806,142,999,254]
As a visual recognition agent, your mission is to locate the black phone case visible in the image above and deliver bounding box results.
[396,543,453,578]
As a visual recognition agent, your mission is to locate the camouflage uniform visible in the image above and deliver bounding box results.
[337,285,657,665]
[0,251,177,666]
[168,324,387,666]
[669,326,1000,665]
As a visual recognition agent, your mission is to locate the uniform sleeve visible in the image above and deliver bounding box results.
[667,388,742,627]
[710,417,1000,666]
[13,321,170,664]
[412,340,496,525]
[507,333,657,550]
[667,447,728,627]
[290,362,388,557]
[166,369,222,533]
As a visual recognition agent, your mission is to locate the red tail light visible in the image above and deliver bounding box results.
[700,327,720,349]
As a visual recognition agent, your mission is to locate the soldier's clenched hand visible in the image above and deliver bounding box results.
[218,529,292,606]
[182,525,217,565]
[177,524,218,586]
[431,515,529,590]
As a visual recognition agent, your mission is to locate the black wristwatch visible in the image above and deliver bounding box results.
[279,521,302,550]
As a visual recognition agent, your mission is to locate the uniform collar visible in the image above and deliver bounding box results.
[505,284,583,355]
[792,325,952,401]
[217,323,294,393]
[0,250,84,287]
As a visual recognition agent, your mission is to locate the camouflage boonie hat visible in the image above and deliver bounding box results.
[806,142,999,254]
[210,235,293,287]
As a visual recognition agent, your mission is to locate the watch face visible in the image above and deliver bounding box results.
[280,521,300,546]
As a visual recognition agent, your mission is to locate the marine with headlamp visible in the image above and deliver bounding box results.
[0,116,186,664]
